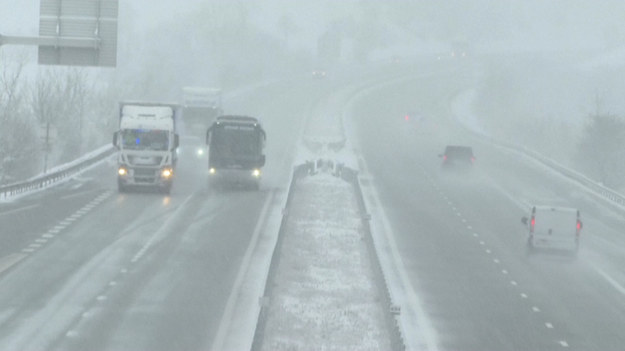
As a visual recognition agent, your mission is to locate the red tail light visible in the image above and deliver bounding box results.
[443,155,447,161]
[404,114,410,121]
[530,217,535,233]
[471,157,476,163]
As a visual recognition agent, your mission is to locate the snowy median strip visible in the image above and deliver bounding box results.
[253,169,394,350]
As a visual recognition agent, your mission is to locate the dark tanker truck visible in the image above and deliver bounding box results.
[206,115,266,190]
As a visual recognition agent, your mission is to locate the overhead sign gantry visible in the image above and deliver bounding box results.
[0,0,118,67]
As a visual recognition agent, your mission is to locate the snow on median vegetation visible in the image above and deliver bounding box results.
[256,171,392,350]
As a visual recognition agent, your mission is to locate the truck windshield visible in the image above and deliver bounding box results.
[121,129,169,151]
[210,126,260,158]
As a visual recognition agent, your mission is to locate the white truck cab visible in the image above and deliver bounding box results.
[112,102,180,194]
[522,206,582,255]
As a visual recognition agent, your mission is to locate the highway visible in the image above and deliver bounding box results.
[0,77,331,350]
[0,60,623,351]
[352,68,625,350]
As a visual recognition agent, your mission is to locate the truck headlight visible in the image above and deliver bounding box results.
[118,167,128,176]
[196,148,204,156]
[161,168,173,178]
[209,167,216,175]
[252,169,261,178]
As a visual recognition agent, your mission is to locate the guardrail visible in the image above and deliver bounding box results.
[251,161,314,351]
[339,164,406,351]
[454,91,625,212]
[499,140,625,208]
[251,161,406,351]
[0,145,115,200]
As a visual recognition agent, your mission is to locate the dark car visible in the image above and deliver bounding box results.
[439,145,475,171]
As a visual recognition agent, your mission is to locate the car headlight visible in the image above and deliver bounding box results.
[118,167,128,176]
[252,169,261,177]
[161,168,173,178]
[197,148,204,156]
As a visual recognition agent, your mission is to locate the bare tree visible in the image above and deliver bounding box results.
[576,113,625,189]
[0,53,39,183]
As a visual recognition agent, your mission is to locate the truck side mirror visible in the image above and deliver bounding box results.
[259,155,266,167]
[112,132,119,148]
[521,216,528,226]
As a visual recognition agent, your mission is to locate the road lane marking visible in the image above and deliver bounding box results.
[0,253,27,274]
[212,191,277,351]
[520,293,528,299]
[545,322,554,329]
[59,189,100,200]
[532,306,541,312]
[0,204,40,216]
[559,340,569,347]
[511,280,518,286]
[502,269,508,274]
[42,234,54,239]
[591,265,625,296]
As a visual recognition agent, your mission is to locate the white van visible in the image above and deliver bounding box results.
[521,206,583,255]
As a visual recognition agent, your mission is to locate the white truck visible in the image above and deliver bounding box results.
[182,87,223,136]
[112,102,180,194]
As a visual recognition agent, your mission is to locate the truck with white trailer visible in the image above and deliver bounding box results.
[206,115,266,190]
[112,101,180,194]
[182,86,223,135]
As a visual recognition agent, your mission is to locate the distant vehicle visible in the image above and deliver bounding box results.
[439,145,475,171]
[182,86,223,135]
[112,102,180,194]
[312,69,327,78]
[521,206,582,256]
[206,115,266,190]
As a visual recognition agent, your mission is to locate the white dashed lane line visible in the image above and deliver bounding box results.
[12,190,113,263]
[431,178,570,348]
[0,204,40,217]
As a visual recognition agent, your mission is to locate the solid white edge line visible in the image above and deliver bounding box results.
[0,204,40,217]
[359,160,440,351]
[591,265,625,296]
[210,192,274,351]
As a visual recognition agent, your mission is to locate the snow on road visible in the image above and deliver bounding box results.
[258,171,392,350]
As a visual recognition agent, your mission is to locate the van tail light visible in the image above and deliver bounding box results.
[530,217,535,233]
[471,156,476,163]
[576,220,581,234]
[443,155,447,161]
